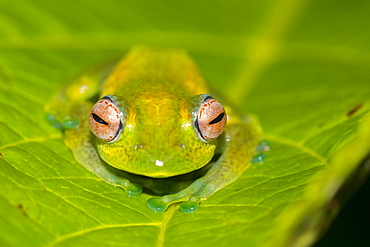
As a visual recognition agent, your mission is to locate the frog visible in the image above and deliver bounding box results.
[46,46,264,213]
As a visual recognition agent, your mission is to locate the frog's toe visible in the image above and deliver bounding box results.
[251,140,270,163]
[61,119,79,129]
[251,152,266,164]
[179,201,199,213]
[146,193,202,213]
[147,197,169,212]
[45,113,79,129]
[46,113,62,128]
[123,183,143,197]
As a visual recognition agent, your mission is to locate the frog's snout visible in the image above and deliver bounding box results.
[129,141,192,177]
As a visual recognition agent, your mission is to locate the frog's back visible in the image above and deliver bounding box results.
[101,46,210,98]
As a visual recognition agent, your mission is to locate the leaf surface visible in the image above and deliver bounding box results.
[0,1,369,246]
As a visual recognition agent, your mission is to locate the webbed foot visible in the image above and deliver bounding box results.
[46,113,79,129]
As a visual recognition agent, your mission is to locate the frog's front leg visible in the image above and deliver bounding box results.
[46,64,142,196]
[63,102,143,196]
[147,115,262,213]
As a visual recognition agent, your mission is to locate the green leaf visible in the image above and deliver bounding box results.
[0,0,369,247]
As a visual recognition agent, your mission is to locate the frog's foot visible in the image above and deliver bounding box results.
[147,178,212,213]
[121,182,143,197]
[146,141,271,213]
[147,195,200,213]
[251,140,270,164]
[114,178,143,197]
[46,113,79,129]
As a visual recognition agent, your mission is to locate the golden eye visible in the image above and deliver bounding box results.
[195,96,227,141]
[89,97,123,142]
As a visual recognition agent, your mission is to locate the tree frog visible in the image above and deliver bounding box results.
[46,46,263,213]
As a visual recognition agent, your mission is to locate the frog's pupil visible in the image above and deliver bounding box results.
[194,119,205,140]
[92,113,108,125]
[209,112,225,125]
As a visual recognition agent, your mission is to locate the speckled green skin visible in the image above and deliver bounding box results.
[46,46,262,212]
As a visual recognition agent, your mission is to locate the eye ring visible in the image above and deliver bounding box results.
[89,95,125,142]
[193,95,227,142]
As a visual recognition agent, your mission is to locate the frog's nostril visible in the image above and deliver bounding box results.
[134,144,143,150]
[178,143,186,149]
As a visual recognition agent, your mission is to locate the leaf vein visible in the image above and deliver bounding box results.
[46,223,159,247]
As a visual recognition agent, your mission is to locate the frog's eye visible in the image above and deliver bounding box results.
[194,96,227,142]
[89,96,124,142]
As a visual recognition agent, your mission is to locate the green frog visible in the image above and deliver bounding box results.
[46,46,263,213]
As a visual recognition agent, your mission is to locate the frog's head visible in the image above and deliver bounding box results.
[89,94,227,178]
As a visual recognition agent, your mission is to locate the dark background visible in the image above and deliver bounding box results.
[316,176,370,246]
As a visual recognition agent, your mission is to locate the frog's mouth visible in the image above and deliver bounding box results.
[131,151,214,178]
[97,143,215,178]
